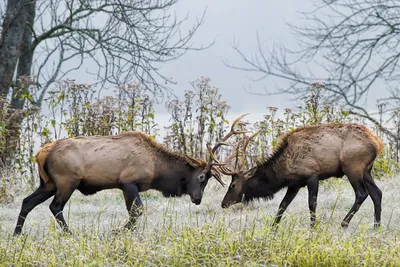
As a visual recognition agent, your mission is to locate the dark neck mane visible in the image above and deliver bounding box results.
[245,138,289,198]
[256,138,288,171]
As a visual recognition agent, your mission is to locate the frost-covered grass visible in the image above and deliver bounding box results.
[1,175,400,266]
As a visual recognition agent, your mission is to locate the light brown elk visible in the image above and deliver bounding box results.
[219,123,385,229]
[13,115,248,235]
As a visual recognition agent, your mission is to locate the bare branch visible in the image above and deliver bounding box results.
[31,0,211,101]
[225,0,400,139]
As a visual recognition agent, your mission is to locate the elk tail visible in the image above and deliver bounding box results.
[365,127,385,157]
[35,142,56,185]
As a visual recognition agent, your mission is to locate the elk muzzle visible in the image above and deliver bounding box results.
[221,196,240,208]
[191,196,202,205]
[221,192,245,208]
[190,189,203,205]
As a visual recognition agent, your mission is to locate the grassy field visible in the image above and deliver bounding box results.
[1,174,400,266]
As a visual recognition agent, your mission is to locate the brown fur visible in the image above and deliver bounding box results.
[222,123,385,229]
[107,131,207,166]
[256,123,384,173]
[36,131,206,185]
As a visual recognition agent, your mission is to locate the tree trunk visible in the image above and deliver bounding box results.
[0,0,31,102]
[0,0,36,166]
[11,0,36,110]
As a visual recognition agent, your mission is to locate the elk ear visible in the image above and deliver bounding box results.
[244,167,257,179]
[185,156,201,168]
[232,173,240,180]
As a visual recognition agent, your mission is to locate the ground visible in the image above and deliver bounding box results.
[1,174,400,266]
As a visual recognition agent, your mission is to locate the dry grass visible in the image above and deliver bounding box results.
[1,174,400,266]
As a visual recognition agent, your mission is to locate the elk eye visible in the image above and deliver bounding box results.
[198,173,205,182]
[230,183,236,189]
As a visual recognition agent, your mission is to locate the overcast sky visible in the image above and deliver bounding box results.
[158,0,315,109]
[148,0,310,128]
[39,0,387,133]
[49,1,309,127]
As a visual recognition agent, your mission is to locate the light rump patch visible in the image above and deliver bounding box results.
[35,142,56,184]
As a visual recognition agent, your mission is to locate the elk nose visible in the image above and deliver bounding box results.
[221,202,227,208]
[192,197,201,205]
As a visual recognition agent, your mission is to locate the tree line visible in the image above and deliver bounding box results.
[0,77,398,190]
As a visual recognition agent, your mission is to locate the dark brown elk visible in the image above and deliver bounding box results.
[219,123,385,229]
[13,115,248,236]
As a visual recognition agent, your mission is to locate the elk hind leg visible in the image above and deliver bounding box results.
[363,168,382,229]
[307,177,319,228]
[122,183,143,229]
[13,182,56,236]
[273,186,300,226]
[341,172,369,229]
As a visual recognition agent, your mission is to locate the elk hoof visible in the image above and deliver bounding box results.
[123,221,138,230]
[12,231,23,238]
[110,228,125,235]
[373,223,381,230]
[61,229,73,237]
[271,221,280,228]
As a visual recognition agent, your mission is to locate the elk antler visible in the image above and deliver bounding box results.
[215,129,261,176]
[237,130,261,170]
[207,142,235,173]
[220,113,251,142]
[206,114,251,183]
[206,113,250,166]
[209,141,243,176]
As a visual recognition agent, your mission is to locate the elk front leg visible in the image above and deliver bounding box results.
[122,183,143,229]
[307,178,319,228]
[273,186,300,226]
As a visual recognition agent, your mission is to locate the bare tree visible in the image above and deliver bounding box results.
[224,0,400,140]
[0,0,208,166]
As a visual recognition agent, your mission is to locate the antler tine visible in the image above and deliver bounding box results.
[211,142,231,154]
[207,139,245,175]
[220,139,242,163]
[210,166,225,186]
[233,139,243,171]
[240,130,261,170]
[206,143,226,165]
[221,113,250,142]
[235,126,249,171]
[214,139,242,171]
[206,143,217,159]
[215,165,238,176]
[242,130,261,155]
[207,140,242,166]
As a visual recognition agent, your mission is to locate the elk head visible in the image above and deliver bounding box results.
[215,129,260,208]
[184,114,250,204]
